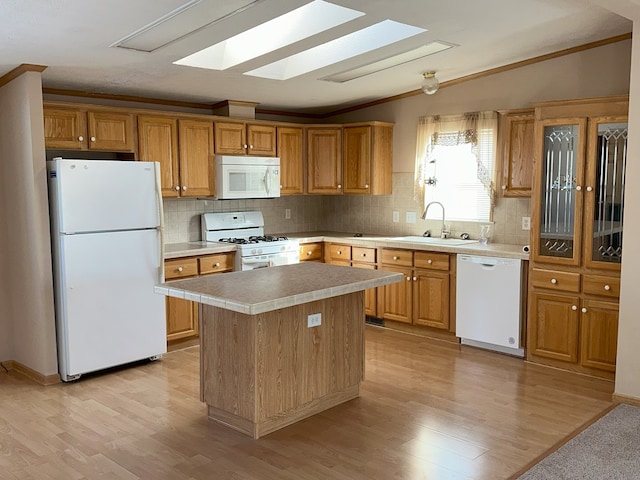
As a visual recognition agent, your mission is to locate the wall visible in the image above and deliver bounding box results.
[0,72,58,374]
[163,40,630,247]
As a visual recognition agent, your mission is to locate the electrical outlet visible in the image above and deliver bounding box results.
[522,216,531,231]
[392,211,400,223]
[285,208,291,220]
[406,211,416,224]
[307,313,321,328]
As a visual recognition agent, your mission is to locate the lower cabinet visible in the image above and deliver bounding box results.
[164,252,235,343]
[529,291,580,363]
[413,269,450,330]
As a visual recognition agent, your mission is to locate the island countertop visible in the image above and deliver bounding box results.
[156,262,403,315]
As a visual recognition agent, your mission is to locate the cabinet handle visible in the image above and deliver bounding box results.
[243,144,248,148]
[175,186,180,191]
[361,253,366,257]
[78,136,84,141]
[604,284,611,291]
[249,144,254,149]
[550,278,557,284]
[501,185,507,190]
[365,184,369,188]
[182,186,187,191]
[586,186,593,192]
[581,307,588,313]
[214,262,220,267]
[406,276,411,281]
[177,267,183,272]
[393,256,399,260]
[571,305,578,311]
[90,136,96,142]
[337,184,342,189]
[280,185,283,188]
[337,250,342,255]
[412,276,417,281]
[307,251,312,256]
[576,185,582,191]
[427,259,433,264]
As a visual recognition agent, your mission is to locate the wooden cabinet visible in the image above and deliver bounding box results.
[214,121,276,156]
[498,109,534,197]
[307,127,343,194]
[342,123,393,195]
[326,243,352,265]
[44,105,134,151]
[138,115,214,198]
[527,96,628,378]
[351,247,377,317]
[277,126,304,195]
[164,252,235,343]
[378,249,452,330]
[299,242,323,262]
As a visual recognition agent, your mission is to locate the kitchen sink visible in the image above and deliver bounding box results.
[390,236,478,246]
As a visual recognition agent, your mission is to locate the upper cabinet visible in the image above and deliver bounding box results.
[498,109,534,197]
[277,126,304,195]
[214,121,276,156]
[307,122,394,196]
[138,115,214,198]
[44,105,134,151]
[343,123,393,195]
[307,127,343,194]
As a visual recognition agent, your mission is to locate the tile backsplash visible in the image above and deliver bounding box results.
[163,173,531,246]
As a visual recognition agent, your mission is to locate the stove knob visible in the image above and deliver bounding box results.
[251,249,257,255]
[258,248,263,254]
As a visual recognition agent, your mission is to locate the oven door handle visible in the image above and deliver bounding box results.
[264,168,271,196]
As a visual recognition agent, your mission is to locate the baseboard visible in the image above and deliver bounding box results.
[1,360,60,385]
[612,392,640,407]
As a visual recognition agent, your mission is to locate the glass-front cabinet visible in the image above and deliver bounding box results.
[584,117,628,270]
[533,118,587,266]
[533,116,628,269]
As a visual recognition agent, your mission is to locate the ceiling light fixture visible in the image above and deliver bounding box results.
[421,71,439,95]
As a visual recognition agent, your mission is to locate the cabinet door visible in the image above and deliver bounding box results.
[87,111,135,151]
[247,124,276,156]
[214,121,246,155]
[499,112,534,197]
[343,126,371,194]
[353,262,377,317]
[43,107,87,149]
[178,119,215,197]
[531,118,587,267]
[277,127,304,195]
[166,297,199,342]
[307,128,342,194]
[583,116,627,271]
[528,291,580,363]
[137,115,179,197]
[378,266,412,324]
[413,270,449,329]
[580,298,618,372]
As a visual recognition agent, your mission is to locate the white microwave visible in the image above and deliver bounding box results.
[214,155,280,199]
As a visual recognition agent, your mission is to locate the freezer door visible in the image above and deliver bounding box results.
[55,229,166,380]
[50,159,160,233]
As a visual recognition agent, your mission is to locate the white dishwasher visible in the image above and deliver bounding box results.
[456,255,523,357]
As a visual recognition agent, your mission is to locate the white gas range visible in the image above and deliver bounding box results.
[201,211,299,271]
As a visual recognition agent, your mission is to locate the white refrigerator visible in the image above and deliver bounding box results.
[48,158,166,381]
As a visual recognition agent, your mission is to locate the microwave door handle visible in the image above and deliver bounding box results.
[264,168,271,195]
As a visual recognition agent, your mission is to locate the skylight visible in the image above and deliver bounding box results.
[173,0,364,70]
[244,20,426,80]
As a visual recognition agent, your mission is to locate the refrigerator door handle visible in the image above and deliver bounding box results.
[154,161,165,282]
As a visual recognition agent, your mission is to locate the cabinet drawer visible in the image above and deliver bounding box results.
[380,249,413,267]
[582,274,620,298]
[300,242,323,261]
[531,268,580,293]
[414,251,449,271]
[328,244,352,261]
[165,257,198,280]
[352,247,376,264]
[199,253,234,274]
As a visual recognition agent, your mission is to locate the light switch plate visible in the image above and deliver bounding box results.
[392,211,400,223]
[406,211,416,224]
[522,216,531,231]
[308,313,321,328]
[285,208,291,220]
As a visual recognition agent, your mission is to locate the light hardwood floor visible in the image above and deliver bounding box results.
[0,326,613,479]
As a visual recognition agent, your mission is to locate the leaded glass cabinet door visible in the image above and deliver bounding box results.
[583,116,627,271]
[532,118,587,267]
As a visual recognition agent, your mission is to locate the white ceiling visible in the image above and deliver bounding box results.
[0,0,632,115]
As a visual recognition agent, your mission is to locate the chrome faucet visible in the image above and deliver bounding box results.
[421,201,450,238]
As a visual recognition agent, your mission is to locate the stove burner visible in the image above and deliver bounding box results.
[248,235,289,242]
[218,237,258,245]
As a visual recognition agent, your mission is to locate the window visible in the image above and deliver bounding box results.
[414,111,497,222]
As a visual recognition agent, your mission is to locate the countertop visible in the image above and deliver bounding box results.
[164,232,529,260]
[155,262,403,315]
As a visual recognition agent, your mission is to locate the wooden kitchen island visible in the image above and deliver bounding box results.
[155,262,402,438]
